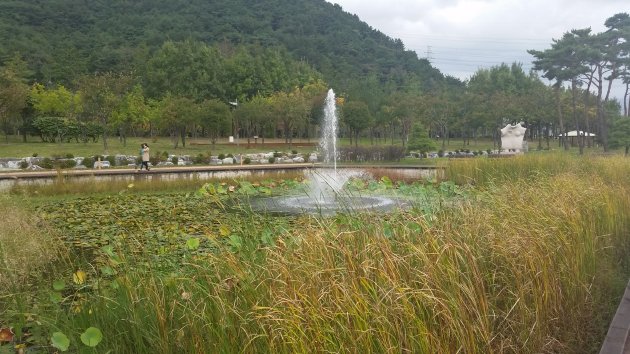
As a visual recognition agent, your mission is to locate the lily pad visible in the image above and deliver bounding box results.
[52,279,66,291]
[80,327,103,347]
[51,331,70,351]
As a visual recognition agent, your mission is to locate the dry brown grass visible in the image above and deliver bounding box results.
[0,196,63,293]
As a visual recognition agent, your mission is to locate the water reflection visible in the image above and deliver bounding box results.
[0,168,437,192]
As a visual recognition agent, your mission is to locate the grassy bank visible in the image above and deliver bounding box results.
[2,155,630,353]
[0,136,319,158]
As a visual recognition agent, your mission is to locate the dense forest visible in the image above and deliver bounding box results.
[0,1,629,154]
[0,0,444,94]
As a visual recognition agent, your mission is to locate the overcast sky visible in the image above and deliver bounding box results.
[328,0,628,101]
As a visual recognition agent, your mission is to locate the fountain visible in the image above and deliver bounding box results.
[250,89,406,215]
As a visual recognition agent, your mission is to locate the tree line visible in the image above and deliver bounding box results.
[1,13,629,154]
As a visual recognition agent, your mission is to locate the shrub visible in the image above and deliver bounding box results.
[65,153,74,158]
[106,155,116,166]
[32,153,38,157]
[244,157,251,165]
[171,156,179,165]
[82,157,95,168]
[58,159,77,169]
[227,153,234,158]
[193,154,207,164]
[338,146,405,162]
[268,157,276,164]
[19,160,29,169]
[438,150,445,157]
[218,153,226,160]
[292,149,298,155]
[39,158,53,169]
[149,156,160,166]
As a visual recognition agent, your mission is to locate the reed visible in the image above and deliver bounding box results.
[5,154,630,353]
[444,153,630,188]
[0,196,64,293]
[43,165,630,353]
[8,170,305,196]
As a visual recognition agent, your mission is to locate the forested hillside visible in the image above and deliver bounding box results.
[0,1,627,155]
[0,0,445,94]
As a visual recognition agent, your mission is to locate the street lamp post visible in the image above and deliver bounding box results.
[229,99,238,146]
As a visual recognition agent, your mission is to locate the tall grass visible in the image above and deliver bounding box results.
[8,171,306,196]
[444,153,630,188]
[0,196,63,293]
[40,155,630,353]
[0,196,69,346]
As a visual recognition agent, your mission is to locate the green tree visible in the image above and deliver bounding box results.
[609,117,630,155]
[235,95,273,146]
[270,87,310,146]
[111,85,148,146]
[76,72,133,152]
[341,100,372,147]
[388,92,423,147]
[407,122,436,154]
[144,40,225,101]
[198,99,231,146]
[0,55,30,142]
[157,95,197,149]
[30,83,82,117]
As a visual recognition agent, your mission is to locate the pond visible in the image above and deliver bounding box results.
[0,167,439,192]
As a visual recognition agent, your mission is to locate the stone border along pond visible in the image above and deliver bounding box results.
[0,165,440,192]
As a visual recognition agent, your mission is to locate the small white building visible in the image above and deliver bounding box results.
[559,131,596,146]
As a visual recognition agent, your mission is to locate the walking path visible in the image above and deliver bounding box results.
[600,280,630,354]
[0,163,316,180]
[0,163,440,180]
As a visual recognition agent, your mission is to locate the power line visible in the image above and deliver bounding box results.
[425,45,433,62]
[392,34,551,46]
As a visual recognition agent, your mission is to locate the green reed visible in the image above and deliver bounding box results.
[4,154,630,353]
[7,170,305,196]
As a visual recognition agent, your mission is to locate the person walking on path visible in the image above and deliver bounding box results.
[136,145,143,170]
[139,143,150,171]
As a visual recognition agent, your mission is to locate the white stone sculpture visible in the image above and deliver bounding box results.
[500,123,527,153]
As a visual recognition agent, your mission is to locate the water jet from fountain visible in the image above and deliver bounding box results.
[250,89,406,215]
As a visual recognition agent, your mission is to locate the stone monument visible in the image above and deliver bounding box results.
[500,123,527,153]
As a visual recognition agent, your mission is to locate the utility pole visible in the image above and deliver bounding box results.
[425,46,433,62]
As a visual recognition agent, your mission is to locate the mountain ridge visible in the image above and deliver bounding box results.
[0,0,448,94]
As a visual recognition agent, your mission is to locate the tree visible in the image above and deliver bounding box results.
[157,95,196,149]
[76,72,132,152]
[30,83,81,117]
[596,13,630,150]
[270,87,311,146]
[341,100,372,147]
[609,117,630,155]
[388,92,423,147]
[0,55,30,142]
[30,83,83,143]
[111,85,148,146]
[234,95,273,146]
[144,40,225,101]
[198,99,231,146]
[407,122,436,154]
[529,13,630,152]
